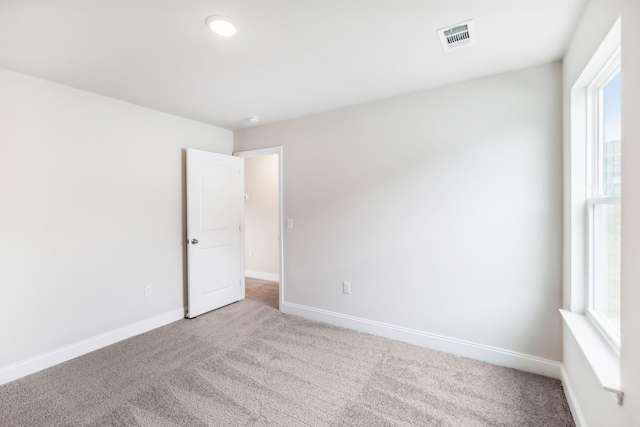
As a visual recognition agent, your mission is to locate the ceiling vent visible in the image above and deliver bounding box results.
[437,19,476,52]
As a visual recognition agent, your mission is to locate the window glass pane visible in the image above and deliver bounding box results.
[602,72,622,197]
[593,203,621,336]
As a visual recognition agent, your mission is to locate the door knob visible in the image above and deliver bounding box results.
[191,238,199,245]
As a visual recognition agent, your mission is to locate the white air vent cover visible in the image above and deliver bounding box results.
[437,19,476,52]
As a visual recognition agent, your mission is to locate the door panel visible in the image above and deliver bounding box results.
[187,149,243,318]
[200,165,233,230]
[201,244,234,294]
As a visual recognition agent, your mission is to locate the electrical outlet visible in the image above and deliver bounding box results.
[286,219,293,229]
[249,250,254,259]
[144,284,153,297]
[343,282,351,294]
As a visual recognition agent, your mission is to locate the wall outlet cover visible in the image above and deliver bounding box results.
[343,282,351,294]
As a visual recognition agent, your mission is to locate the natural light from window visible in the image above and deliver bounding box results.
[588,64,621,346]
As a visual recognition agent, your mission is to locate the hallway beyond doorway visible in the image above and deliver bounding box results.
[245,277,278,310]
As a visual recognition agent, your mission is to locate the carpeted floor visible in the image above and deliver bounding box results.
[0,289,574,426]
[245,277,279,310]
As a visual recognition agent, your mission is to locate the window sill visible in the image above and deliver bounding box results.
[560,309,623,405]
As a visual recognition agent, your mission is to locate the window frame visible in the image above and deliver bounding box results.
[565,16,622,403]
[585,48,621,350]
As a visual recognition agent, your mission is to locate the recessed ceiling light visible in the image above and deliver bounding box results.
[206,16,239,37]
[248,116,261,124]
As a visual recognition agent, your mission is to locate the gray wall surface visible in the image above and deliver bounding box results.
[235,62,563,361]
[0,68,232,368]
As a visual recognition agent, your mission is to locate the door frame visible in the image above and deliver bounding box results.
[233,146,284,311]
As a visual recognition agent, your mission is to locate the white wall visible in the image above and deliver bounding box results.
[235,62,563,363]
[0,68,232,369]
[562,0,640,425]
[244,154,279,278]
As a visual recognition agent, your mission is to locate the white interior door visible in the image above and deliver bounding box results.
[186,149,243,318]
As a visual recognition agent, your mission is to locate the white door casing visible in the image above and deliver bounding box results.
[186,149,244,318]
[233,146,284,311]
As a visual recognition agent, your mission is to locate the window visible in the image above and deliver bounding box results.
[586,50,621,347]
[565,18,622,402]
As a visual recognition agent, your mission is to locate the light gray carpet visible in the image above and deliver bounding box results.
[0,297,574,426]
[245,277,279,310]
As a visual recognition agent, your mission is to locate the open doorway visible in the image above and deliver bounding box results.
[234,147,283,310]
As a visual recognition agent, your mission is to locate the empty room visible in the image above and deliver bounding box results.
[1,0,639,426]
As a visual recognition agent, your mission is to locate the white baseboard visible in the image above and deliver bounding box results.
[0,308,185,386]
[245,270,280,282]
[561,366,588,427]
[282,302,562,379]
